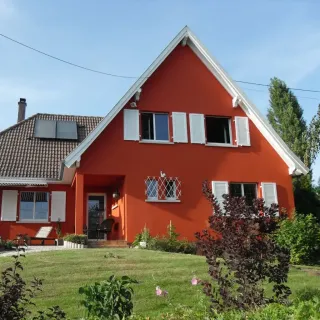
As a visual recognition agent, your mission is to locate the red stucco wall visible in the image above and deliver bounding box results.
[0,185,75,240]
[77,45,295,242]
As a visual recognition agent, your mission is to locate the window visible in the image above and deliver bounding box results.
[145,176,181,201]
[20,192,49,221]
[146,179,158,199]
[165,180,176,199]
[141,113,169,141]
[205,117,231,144]
[230,183,257,205]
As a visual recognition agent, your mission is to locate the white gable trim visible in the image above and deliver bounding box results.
[64,26,308,176]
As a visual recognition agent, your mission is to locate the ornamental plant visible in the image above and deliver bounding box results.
[79,275,138,319]
[275,212,320,264]
[195,181,291,312]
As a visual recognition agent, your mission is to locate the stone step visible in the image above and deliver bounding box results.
[88,240,128,248]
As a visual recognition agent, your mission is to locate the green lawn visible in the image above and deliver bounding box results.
[1,249,320,319]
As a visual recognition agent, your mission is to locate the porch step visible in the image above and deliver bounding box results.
[88,240,128,248]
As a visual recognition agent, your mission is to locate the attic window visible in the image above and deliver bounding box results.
[34,119,78,140]
[205,117,231,144]
[141,113,169,141]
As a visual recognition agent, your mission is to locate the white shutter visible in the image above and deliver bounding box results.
[235,116,250,146]
[172,112,188,143]
[212,181,229,210]
[261,183,278,207]
[189,113,205,144]
[123,109,139,141]
[1,190,18,221]
[51,191,66,222]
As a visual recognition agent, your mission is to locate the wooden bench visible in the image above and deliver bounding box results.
[29,226,56,246]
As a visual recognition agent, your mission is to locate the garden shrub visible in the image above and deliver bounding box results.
[147,236,197,254]
[133,222,197,254]
[0,239,14,250]
[79,275,138,320]
[0,243,66,320]
[275,213,320,264]
[195,181,291,312]
[63,234,87,245]
[0,246,42,320]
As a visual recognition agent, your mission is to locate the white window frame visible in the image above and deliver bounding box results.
[19,191,49,222]
[141,112,169,142]
[165,180,177,200]
[229,183,257,201]
[205,116,233,147]
[146,179,159,200]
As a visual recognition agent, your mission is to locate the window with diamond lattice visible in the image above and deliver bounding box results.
[145,176,181,201]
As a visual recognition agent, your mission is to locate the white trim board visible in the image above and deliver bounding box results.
[63,26,308,176]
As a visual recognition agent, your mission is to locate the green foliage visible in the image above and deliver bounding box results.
[79,275,138,320]
[275,213,320,264]
[132,233,142,247]
[148,221,196,254]
[267,77,320,217]
[132,222,197,254]
[268,77,307,163]
[63,234,87,245]
[0,239,14,250]
[0,244,66,320]
[32,306,67,320]
[147,236,197,254]
[141,225,152,242]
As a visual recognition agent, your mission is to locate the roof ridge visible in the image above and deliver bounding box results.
[37,113,104,118]
[0,113,39,136]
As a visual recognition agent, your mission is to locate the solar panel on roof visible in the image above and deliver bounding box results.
[56,121,78,140]
[34,120,56,139]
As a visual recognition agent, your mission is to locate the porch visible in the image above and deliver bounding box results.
[73,173,126,241]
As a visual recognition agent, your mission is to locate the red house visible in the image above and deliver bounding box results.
[0,27,308,244]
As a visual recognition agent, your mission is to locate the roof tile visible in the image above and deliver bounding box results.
[0,113,102,180]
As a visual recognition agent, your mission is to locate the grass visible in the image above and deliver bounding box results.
[1,249,320,319]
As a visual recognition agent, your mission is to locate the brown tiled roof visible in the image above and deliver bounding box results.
[0,114,103,180]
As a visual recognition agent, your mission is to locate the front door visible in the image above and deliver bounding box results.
[87,194,106,240]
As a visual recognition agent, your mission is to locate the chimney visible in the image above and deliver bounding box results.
[17,98,27,123]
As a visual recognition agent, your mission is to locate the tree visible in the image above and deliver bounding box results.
[268,77,320,216]
[195,181,291,312]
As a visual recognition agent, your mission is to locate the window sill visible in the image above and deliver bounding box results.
[205,143,237,148]
[140,140,174,145]
[145,199,181,203]
[17,220,50,224]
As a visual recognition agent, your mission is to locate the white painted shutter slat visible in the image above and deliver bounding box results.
[235,116,250,146]
[261,183,278,207]
[172,112,188,143]
[189,113,205,144]
[123,109,139,141]
[1,190,18,221]
[51,191,66,222]
[212,181,229,210]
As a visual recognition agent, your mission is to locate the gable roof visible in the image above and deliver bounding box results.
[0,113,102,180]
[64,26,308,176]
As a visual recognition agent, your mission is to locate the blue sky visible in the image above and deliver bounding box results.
[0,0,320,182]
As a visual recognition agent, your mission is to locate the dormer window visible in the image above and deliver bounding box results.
[141,113,169,141]
[34,119,78,140]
